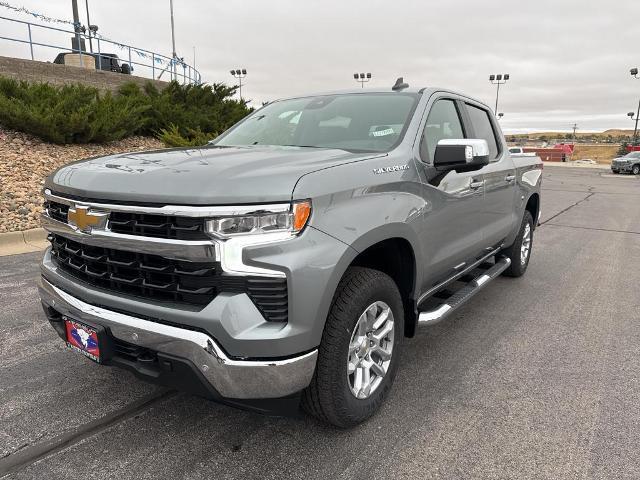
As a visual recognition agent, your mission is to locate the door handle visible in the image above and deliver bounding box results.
[470,180,484,189]
[505,174,516,182]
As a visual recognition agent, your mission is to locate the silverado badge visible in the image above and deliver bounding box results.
[373,165,410,175]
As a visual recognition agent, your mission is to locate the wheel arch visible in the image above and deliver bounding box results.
[525,192,540,228]
[346,228,420,338]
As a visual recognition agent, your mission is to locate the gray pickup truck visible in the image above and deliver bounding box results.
[611,151,640,175]
[38,80,542,427]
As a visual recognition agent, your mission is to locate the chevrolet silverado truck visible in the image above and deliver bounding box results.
[38,80,542,428]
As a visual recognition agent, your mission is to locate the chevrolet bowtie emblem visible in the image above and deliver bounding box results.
[67,205,108,233]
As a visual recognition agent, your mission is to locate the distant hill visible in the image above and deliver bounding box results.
[506,129,634,143]
[509,129,633,139]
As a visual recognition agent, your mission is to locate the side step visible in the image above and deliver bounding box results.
[417,256,511,327]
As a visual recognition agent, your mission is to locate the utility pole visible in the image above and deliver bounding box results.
[71,0,84,66]
[169,0,177,81]
[84,0,93,53]
[572,123,578,141]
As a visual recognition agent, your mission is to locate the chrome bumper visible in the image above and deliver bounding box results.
[38,278,317,399]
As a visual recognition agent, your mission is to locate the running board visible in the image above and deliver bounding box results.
[417,257,511,327]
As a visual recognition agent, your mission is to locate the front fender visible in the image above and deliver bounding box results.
[293,156,426,297]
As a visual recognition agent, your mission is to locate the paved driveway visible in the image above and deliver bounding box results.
[1,166,638,479]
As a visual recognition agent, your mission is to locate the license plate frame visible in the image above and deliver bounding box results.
[63,316,103,363]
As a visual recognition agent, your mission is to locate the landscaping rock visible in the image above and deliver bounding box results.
[0,127,164,233]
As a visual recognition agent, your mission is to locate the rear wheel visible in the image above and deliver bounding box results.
[501,210,534,278]
[632,164,640,175]
[302,267,403,428]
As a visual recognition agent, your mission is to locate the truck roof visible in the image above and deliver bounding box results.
[270,87,493,113]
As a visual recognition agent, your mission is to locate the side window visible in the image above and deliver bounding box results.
[466,104,500,160]
[420,99,465,163]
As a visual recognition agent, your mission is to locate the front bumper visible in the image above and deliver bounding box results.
[612,163,632,173]
[38,277,317,399]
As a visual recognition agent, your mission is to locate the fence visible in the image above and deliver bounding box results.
[0,15,201,85]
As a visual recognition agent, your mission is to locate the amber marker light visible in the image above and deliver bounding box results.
[293,200,312,233]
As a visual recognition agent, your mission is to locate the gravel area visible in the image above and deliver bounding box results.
[0,127,164,233]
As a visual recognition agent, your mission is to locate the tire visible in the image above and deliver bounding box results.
[633,164,640,175]
[501,210,534,278]
[302,267,403,428]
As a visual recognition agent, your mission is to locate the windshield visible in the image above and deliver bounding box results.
[213,93,419,153]
[625,151,640,158]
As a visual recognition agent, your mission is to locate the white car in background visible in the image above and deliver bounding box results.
[508,147,537,157]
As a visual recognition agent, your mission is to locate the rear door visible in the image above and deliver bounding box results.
[414,95,488,289]
[462,101,517,248]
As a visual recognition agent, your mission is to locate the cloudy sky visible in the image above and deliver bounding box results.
[1,0,639,132]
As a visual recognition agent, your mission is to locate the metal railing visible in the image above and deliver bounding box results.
[0,15,201,85]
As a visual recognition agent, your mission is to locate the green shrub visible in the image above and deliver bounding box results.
[157,124,217,147]
[118,81,251,143]
[617,142,629,156]
[0,78,147,144]
[0,76,252,145]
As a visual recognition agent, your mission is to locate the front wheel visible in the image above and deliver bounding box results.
[632,164,640,175]
[501,210,534,277]
[302,267,403,428]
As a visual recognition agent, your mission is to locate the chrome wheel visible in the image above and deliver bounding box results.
[521,222,531,265]
[347,301,395,399]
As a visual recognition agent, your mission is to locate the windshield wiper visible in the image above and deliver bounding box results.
[282,144,328,149]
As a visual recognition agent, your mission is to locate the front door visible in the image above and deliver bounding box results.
[414,96,489,291]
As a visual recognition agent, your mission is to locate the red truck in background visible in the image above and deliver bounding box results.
[509,143,574,162]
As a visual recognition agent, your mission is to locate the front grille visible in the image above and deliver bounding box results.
[48,233,288,321]
[109,212,208,240]
[45,201,69,223]
[44,200,208,241]
[50,234,219,305]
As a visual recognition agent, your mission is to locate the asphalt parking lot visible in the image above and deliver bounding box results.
[1,165,639,479]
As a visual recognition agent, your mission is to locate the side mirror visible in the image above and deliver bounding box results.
[434,139,490,172]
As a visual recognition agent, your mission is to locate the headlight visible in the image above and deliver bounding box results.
[205,200,312,239]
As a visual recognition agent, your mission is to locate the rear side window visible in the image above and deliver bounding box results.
[466,104,500,159]
[420,99,465,163]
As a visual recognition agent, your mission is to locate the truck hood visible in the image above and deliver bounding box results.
[46,145,380,205]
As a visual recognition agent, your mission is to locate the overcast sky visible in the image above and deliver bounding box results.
[1,0,639,132]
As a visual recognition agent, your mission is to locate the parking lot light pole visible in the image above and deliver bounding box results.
[489,73,509,115]
[627,111,637,146]
[353,73,372,88]
[230,69,247,101]
[170,0,177,81]
[630,68,640,145]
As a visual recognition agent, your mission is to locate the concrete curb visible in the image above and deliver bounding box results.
[0,228,48,256]
[543,161,609,170]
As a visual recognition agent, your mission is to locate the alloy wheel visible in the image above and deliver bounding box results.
[521,222,532,265]
[347,301,395,399]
